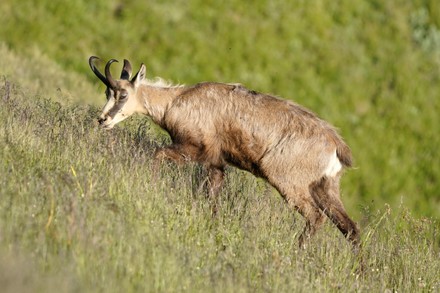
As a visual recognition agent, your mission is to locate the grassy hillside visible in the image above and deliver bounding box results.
[1,0,439,217]
[1,79,439,292]
[0,0,439,291]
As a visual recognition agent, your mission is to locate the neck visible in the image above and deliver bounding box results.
[137,83,187,125]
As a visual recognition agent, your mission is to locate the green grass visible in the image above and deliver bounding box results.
[0,80,439,292]
[1,0,440,291]
[1,0,439,217]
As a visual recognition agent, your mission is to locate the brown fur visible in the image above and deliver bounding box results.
[90,58,360,249]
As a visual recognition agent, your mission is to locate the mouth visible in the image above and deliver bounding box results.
[97,114,127,130]
[97,118,115,130]
[101,123,114,130]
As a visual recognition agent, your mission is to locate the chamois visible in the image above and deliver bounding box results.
[89,56,360,248]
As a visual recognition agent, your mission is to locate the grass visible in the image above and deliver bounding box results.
[0,79,439,292]
[1,0,439,218]
[0,0,440,291]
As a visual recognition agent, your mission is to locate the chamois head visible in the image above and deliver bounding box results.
[89,56,146,129]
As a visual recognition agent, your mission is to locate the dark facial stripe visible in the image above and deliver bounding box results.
[108,97,128,119]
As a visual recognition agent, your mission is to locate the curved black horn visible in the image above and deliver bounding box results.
[105,59,119,89]
[89,56,111,88]
[121,59,132,80]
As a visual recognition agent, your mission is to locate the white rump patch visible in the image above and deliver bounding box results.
[323,150,342,177]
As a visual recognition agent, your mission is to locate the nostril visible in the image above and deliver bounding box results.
[97,117,106,125]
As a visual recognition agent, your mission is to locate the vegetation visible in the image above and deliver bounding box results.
[1,80,439,292]
[0,0,439,292]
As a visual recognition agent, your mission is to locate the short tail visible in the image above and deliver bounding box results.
[336,142,353,168]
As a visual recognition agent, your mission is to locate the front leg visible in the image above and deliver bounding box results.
[152,146,188,174]
[207,166,225,216]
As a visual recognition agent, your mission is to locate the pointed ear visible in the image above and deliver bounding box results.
[131,64,146,86]
[120,59,132,80]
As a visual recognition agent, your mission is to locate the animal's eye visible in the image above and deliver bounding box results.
[119,91,128,100]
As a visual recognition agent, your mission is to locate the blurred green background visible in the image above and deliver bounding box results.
[1,0,439,218]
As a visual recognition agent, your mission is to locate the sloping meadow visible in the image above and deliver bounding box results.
[1,0,440,291]
[1,0,439,217]
[1,79,439,292]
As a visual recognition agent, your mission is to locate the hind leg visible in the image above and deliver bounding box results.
[282,186,327,248]
[297,205,327,249]
[310,176,360,248]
